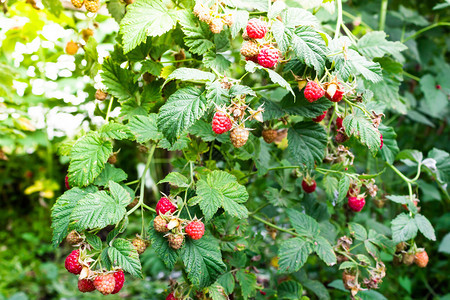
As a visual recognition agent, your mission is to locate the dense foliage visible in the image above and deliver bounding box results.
[1,0,449,299]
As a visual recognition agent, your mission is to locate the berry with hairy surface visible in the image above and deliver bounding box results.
[246,18,267,39]
[154,216,169,233]
[78,279,95,293]
[240,41,259,57]
[348,195,366,212]
[156,197,177,215]
[111,270,125,294]
[168,234,184,250]
[84,0,100,13]
[66,230,82,245]
[65,41,78,55]
[65,249,83,274]
[212,111,232,134]
[209,17,224,34]
[304,81,325,102]
[185,220,205,240]
[132,236,149,255]
[71,0,84,8]
[257,46,279,68]
[262,129,277,144]
[95,89,107,101]
[230,127,249,148]
[94,273,116,295]
[414,251,428,268]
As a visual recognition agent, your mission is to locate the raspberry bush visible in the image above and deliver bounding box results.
[0,0,449,298]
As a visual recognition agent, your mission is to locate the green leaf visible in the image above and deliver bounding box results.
[208,282,228,300]
[291,27,328,74]
[391,213,418,243]
[268,0,285,18]
[181,235,227,288]
[378,125,399,164]
[206,80,230,106]
[157,87,207,144]
[107,0,126,24]
[194,171,249,220]
[42,0,63,17]
[343,114,381,155]
[339,261,358,270]
[278,280,303,300]
[178,10,214,55]
[230,10,249,39]
[245,61,294,95]
[349,222,368,240]
[141,59,163,76]
[158,172,189,188]
[119,0,177,53]
[314,236,337,266]
[158,136,190,151]
[287,122,327,169]
[385,195,408,205]
[235,269,257,299]
[93,164,128,186]
[148,223,179,269]
[108,181,132,206]
[203,52,232,73]
[101,247,113,270]
[85,232,102,250]
[164,68,215,87]
[264,92,333,120]
[278,237,313,273]
[356,31,407,59]
[128,114,163,143]
[108,238,142,277]
[101,58,137,102]
[68,133,113,187]
[287,209,319,237]
[229,85,256,97]
[396,149,423,163]
[337,175,350,203]
[70,191,127,231]
[51,187,93,247]
[414,214,436,241]
[217,272,235,295]
[282,7,319,28]
[271,20,292,52]
[99,123,131,140]
[438,233,450,254]
[427,148,450,184]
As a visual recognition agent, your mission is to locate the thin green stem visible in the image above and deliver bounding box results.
[251,215,298,237]
[141,203,156,213]
[343,98,372,118]
[105,96,114,123]
[342,10,373,30]
[127,145,156,216]
[403,71,421,82]
[252,81,297,91]
[379,0,388,31]
[240,165,301,179]
[160,58,198,64]
[125,179,140,186]
[334,0,343,39]
[177,162,193,219]
[402,22,450,43]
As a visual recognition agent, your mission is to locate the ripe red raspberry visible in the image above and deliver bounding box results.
[212,111,232,134]
[65,249,83,274]
[347,195,366,212]
[262,129,277,143]
[78,279,95,293]
[302,179,316,193]
[154,215,169,233]
[246,18,267,39]
[240,41,259,57]
[304,81,325,103]
[66,230,82,245]
[325,83,344,102]
[414,251,428,268]
[132,236,149,255]
[156,197,177,215]
[230,127,249,148]
[167,234,185,250]
[257,46,279,68]
[379,133,383,149]
[336,117,344,131]
[65,175,70,189]
[436,84,442,89]
[185,221,205,240]
[111,270,125,294]
[94,273,116,295]
[166,293,179,300]
[402,200,419,211]
[312,111,327,123]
